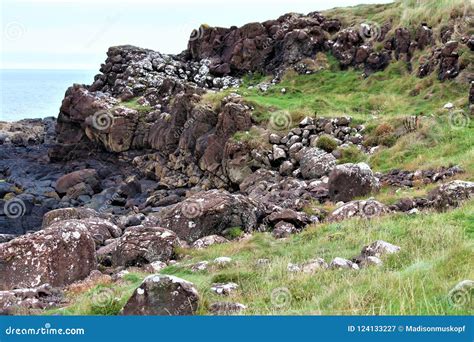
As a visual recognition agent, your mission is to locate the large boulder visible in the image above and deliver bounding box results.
[121,275,199,315]
[111,226,180,266]
[0,221,97,290]
[0,284,62,314]
[67,218,122,247]
[328,163,380,202]
[328,199,390,222]
[42,207,101,228]
[155,190,263,243]
[299,148,336,179]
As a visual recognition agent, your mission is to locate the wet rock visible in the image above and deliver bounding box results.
[328,163,380,202]
[121,275,199,315]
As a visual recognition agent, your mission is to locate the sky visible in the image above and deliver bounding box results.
[1,0,393,70]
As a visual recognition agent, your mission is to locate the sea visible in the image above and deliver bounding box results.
[0,69,97,122]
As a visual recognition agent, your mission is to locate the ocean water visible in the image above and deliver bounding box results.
[0,69,97,121]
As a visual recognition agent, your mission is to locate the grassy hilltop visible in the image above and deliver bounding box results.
[49,0,473,315]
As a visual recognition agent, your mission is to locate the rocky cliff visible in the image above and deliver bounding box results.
[0,1,473,315]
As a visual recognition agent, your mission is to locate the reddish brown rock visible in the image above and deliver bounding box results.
[0,221,97,290]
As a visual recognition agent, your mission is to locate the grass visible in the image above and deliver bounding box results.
[232,55,472,175]
[51,200,474,315]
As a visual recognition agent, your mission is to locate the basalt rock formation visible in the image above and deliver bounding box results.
[0,4,473,315]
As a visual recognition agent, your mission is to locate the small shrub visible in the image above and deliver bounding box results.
[316,135,338,152]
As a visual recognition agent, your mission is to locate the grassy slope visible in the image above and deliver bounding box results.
[50,0,473,315]
[54,200,474,315]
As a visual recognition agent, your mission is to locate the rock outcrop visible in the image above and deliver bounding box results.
[121,275,199,315]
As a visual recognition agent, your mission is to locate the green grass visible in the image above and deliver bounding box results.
[52,200,474,315]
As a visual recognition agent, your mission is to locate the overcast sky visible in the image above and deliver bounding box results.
[1,0,393,70]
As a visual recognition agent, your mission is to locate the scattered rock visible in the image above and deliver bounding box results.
[328,199,390,221]
[214,256,232,266]
[328,163,380,202]
[191,235,229,249]
[329,257,359,270]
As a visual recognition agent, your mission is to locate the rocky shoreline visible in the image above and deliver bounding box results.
[1,7,473,315]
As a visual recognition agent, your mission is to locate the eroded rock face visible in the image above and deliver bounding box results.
[121,275,199,315]
[0,221,97,290]
[328,199,390,221]
[328,163,380,202]
[111,226,180,266]
[154,190,263,243]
